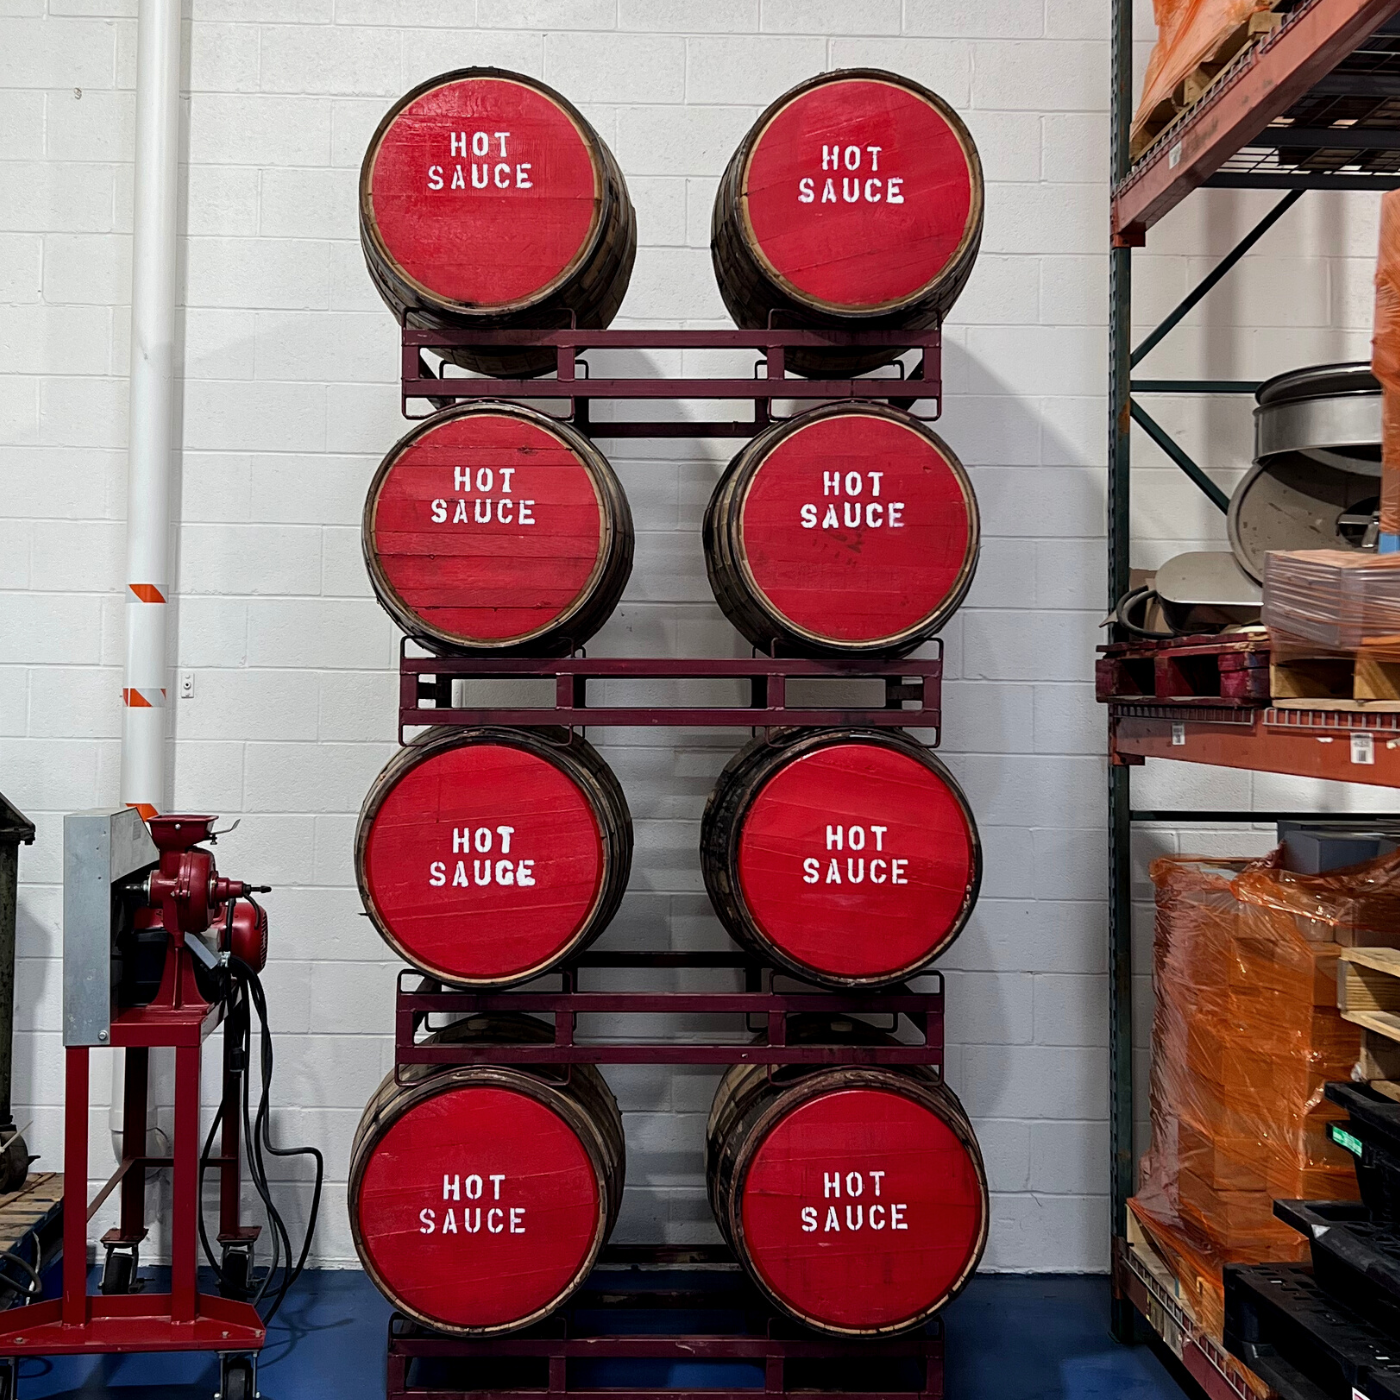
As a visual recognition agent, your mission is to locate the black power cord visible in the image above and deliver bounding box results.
[0,1242,41,1303]
[197,901,324,1324]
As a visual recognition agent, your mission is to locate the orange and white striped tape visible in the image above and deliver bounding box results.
[121,687,166,709]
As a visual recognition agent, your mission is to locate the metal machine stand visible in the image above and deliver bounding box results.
[0,810,269,1400]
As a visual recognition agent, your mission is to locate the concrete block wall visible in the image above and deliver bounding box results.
[0,0,1390,1273]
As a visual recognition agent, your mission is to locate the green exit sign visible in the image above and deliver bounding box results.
[1330,1123,1364,1158]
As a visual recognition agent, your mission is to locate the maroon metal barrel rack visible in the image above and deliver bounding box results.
[396,952,943,1072]
[386,1272,944,1400]
[397,322,944,738]
[389,952,943,1400]
[401,325,942,435]
[377,322,952,1398]
[399,643,942,741]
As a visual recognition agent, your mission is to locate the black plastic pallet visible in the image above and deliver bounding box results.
[1276,1199,1400,1341]
[1224,1263,1400,1400]
[1326,1083,1400,1220]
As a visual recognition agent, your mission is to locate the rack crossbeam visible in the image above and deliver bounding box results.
[398,647,942,741]
[400,326,943,434]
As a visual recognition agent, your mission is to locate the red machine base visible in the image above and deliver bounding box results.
[0,1293,262,1355]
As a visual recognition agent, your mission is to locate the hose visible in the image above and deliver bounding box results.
[1111,584,1176,640]
[0,1245,41,1302]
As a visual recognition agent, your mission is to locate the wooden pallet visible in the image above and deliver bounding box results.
[1124,1211,1274,1399]
[1338,949,1400,1103]
[1271,646,1400,712]
[0,1171,63,1308]
[0,1173,61,1255]
[1131,5,1286,160]
[1096,633,1271,706]
[1127,1210,1197,1317]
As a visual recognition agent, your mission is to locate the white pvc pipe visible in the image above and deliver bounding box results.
[120,0,182,822]
[115,0,182,1164]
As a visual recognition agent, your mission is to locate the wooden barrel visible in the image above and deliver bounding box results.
[361,67,636,378]
[711,68,982,377]
[704,403,978,657]
[350,1011,625,1336]
[363,402,633,656]
[356,727,632,987]
[701,728,979,988]
[707,1016,988,1337]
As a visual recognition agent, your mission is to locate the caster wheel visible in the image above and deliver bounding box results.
[218,1355,256,1400]
[99,1247,137,1296]
[219,1244,253,1301]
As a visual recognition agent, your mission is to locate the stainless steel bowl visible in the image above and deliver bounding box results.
[1254,361,1381,474]
[1228,362,1382,582]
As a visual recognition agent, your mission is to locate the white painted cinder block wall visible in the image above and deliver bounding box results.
[3,0,1396,1273]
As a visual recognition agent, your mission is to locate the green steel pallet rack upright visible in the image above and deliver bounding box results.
[1106,0,1400,1388]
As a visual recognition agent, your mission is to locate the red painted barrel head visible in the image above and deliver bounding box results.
[363,740,606,983]
[356,1083,602,1331]
[737,411,976,649]
[740,1086,985,1331]
[736,741,975,981]
[366,72,601,311]
[369,409,607,649]
[743,76,978,312]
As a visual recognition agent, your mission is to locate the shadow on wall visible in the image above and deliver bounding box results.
[1128,189,1374,562]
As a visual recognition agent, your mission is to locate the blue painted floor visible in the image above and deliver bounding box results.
[945,1276,1194,1398]
[8,1269,1194,1399]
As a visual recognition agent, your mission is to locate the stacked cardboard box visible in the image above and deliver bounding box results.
[1127,852,1400,1337]
[1263,549,1400,654]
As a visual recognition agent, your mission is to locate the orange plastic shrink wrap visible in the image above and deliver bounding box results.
[1131,0,1278,152]
[1373,188,1400,535]
[1127,851,1398,1338]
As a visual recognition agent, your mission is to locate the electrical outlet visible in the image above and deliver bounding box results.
[179,671,195,700]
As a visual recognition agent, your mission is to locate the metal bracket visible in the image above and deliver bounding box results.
[63,809,157,1048]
